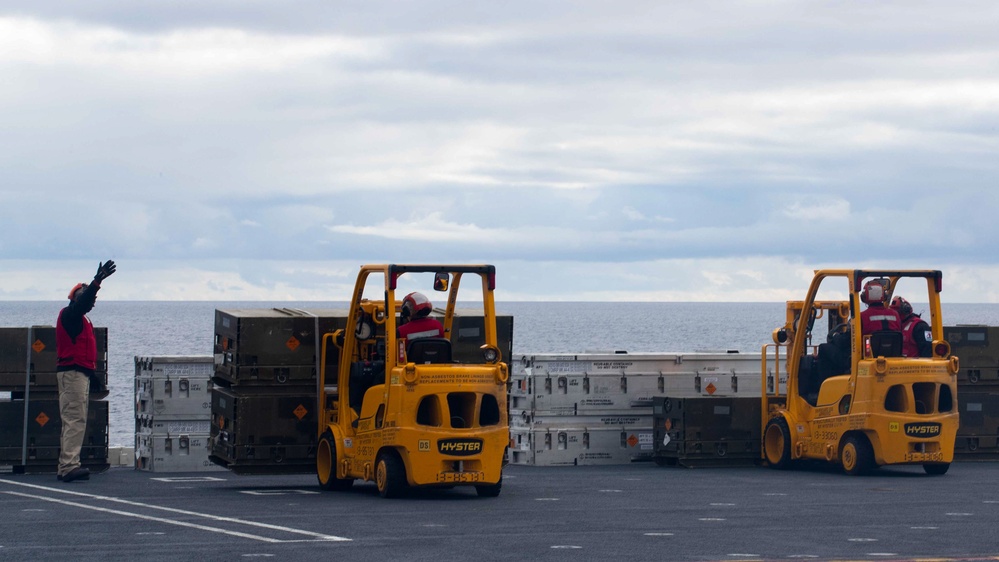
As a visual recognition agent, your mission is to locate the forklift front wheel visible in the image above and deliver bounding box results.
[317,431,354,491]
[764,417,792,469]
[841,434,874,476]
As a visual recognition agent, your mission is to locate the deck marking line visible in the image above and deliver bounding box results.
[3,491,285,543]
[150,476,226,482]
[240,490,320,496]
[0,479,349,542]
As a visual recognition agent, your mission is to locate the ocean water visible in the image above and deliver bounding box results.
[4,301,999,446]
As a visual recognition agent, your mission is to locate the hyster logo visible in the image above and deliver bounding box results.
[438,438,483,456]
[904,423,942,438]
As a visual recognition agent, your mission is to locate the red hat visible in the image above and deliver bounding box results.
[68,282,87,301]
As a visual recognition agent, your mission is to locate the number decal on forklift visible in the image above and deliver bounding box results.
[889,422,900,433]
[437,472,482,483]
[419,440,430,452]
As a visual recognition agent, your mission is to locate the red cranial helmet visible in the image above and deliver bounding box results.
[861,280,886,305]
[67,282,87,301]
[890,296,912,317]
[401,292,433,320]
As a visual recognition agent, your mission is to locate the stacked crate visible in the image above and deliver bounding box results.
[508,352,762,466]
[451,309,514,365]
[0,326,109,473]
[134,356,222,472]
[651,396,761,467]
[945,326,999,460]
[208,309,348,474]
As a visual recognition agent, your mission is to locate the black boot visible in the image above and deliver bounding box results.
[59,467,90,482]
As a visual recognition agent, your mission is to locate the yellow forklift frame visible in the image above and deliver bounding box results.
[761,269,959,475]
[315,264,509,497]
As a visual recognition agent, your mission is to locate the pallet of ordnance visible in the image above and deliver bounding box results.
[210,309,339,473]
[135,419,224,472]
[508,425,655,466]
[134,356,222,472]
[651,396,761,468]
[0,397,109,474]
[208,385,318,474]
[510,352,763,413]
[213,308,349,387]
[451,309,514,364]
[945,325,999,386]
[0,326,109,396]
[508,352,762,466]
[507,403,655,466]
[942,325,999,461]
[135,356,214,420]
[953,392,999,460]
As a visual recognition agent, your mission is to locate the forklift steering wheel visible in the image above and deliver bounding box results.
[827,322,850,343]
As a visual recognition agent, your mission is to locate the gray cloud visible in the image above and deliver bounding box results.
[2,3,998,300]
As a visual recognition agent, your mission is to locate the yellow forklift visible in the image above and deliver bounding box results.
[316,264,508,497]
[762,269,959,475]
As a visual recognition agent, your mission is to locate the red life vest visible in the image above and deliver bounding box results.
[398,316,445,341]
[861,304,901,335]
[56,308,97,371]
[900,316,927,358]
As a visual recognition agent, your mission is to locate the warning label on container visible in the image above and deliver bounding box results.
[579,399,614,406]
[157,364,214,377]
[542,361,587,374]
[36,412,49,427]
[286,336,300,351]
[293,404,308,420]
[592,361,633,371]
[639,432,653,450]
[32,339,45,353]
[162,421,211,433]
[599,416,644,425]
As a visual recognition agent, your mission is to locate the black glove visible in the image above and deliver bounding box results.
[94,260,117,282]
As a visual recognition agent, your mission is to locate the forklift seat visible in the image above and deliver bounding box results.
[407,338,452,364]
[869,330,903,358]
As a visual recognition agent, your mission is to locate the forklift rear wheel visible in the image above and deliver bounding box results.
[317,430,354,491]
[764,417,792,469]
[923,463,950,476]
[376,451,407,498]
[475,475,502,498]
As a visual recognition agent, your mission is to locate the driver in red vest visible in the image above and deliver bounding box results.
[397,292,444,341]
[860,279,901,335]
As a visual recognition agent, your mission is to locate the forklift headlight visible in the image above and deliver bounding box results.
[481,344,501,364]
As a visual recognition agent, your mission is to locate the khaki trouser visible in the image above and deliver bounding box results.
[57,370,90,475]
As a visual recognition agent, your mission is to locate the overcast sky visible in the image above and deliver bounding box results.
[2,2,998,302]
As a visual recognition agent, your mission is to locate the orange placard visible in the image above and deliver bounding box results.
[32,339,45,353]
[293,404,308,420]
[286,336,300,351]
[36,412,50,427]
